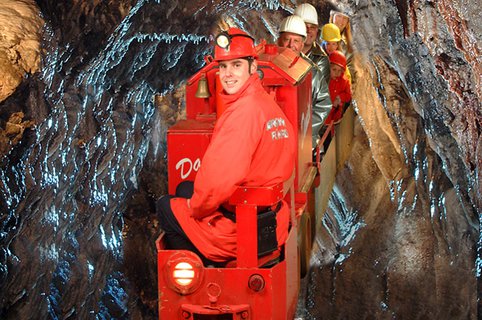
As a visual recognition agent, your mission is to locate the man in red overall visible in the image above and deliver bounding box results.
[157,27,296,266]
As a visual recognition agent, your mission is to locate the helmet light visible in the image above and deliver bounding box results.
[215,32,231,49]
[213,28,258,61]
[215,31,255,50]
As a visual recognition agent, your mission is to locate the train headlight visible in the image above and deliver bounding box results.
[165,251,204,295]
[173,262,195,286]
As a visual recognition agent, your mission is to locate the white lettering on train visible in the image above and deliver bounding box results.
[175,157,201,179]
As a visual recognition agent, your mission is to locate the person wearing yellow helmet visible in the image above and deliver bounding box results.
[320,22,352,84]
[321,23,342,55]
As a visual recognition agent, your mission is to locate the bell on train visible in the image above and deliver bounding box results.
[195,73,211,98]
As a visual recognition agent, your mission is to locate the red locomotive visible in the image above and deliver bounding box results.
[155,38,342,319]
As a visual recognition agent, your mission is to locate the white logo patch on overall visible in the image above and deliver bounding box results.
[266,117,289,140]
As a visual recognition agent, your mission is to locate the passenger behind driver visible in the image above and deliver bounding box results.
[294,3,329,76]
[329,10,353,59]
[277,15,331,148]
[327,50,351,124]
[320,23,352,84]
[156,27,295,267]
[329,10,355,81]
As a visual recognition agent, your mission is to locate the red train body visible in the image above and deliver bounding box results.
[157,44,320,319]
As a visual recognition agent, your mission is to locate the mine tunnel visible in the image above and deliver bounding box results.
[0,1,480,319]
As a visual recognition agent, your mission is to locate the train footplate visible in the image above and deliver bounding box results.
[181,303,250,319]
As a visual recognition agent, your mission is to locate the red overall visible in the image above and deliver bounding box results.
[170,74,295,262]
[327,74,352,123]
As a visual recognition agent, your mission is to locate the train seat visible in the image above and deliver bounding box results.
[226,182,290,269]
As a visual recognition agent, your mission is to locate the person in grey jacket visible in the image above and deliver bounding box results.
[294,3,331,81]
[277,15,332,147]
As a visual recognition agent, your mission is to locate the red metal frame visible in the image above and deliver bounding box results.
[157,184,299,319]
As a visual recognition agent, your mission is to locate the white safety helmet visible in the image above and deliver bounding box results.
[294,3,319,26]
[279,15,307,38]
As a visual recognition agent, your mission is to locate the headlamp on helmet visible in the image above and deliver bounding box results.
[215,32,231,49]
[215,32,254,50]
[214,28,258,61]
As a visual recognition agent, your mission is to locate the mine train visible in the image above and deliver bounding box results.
[156,43,355,319]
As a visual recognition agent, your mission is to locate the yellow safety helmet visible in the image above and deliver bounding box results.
[321,23,341,42]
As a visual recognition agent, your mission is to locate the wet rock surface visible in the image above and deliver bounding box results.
[0,0,480,319]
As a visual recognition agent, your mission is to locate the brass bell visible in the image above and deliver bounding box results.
[195,74,211,98]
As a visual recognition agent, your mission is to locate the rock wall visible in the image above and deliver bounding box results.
[0,0,479,319]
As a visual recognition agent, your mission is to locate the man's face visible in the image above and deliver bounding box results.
[278,32,305,55]
[330,63,344,79]
[305,23,319,47]
[333,14,348,33]
[218,58,256,95]
[324,41,339,54]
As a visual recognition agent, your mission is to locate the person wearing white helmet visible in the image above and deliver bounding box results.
[277,15,307,55]
[294,3,325,65]
[294,3,332,93]
[277,15,332,147]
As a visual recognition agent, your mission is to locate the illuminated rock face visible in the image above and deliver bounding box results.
[0,1,43,103]
[0,1,479,319]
